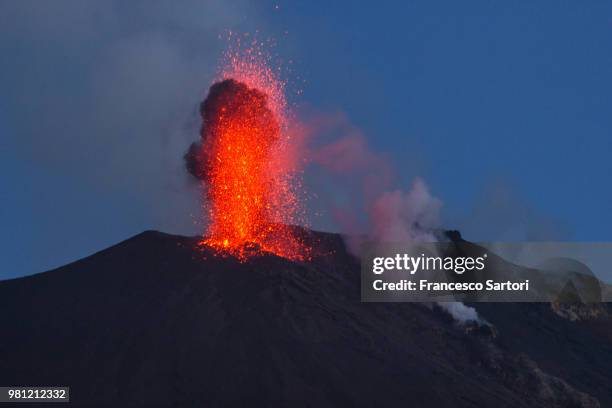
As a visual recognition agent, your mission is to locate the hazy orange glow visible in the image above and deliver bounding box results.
[197,35,310,261]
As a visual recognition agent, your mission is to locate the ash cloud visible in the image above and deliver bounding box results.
[184,78,276,182]
[0,0,257,277]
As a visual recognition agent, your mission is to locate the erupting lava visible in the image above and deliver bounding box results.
[186,37,310,261]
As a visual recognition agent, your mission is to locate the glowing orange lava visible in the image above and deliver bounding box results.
[195,35,310,261]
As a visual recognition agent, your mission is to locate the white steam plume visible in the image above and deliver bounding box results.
[437,302,481,324]
[306,114,488,326]
[370,178,442,243]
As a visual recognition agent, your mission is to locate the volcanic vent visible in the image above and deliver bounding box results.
[185,48,310,261]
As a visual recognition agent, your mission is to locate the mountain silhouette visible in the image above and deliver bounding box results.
[0,229,610,407]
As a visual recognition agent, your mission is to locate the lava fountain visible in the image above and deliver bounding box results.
[186,39,311,261]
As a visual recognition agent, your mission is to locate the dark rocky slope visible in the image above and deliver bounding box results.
[0,230,609,407]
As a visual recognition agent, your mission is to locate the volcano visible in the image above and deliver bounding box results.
[1,229,610,407]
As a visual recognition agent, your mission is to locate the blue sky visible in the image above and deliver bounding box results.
[276,1,611,239]
[1,1,611,278]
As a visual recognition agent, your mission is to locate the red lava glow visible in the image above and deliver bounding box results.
[196,34,311,261]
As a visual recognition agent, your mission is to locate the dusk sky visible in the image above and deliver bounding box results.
[2,0,611,278]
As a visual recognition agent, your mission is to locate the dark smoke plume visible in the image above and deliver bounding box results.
[184,78,276,181]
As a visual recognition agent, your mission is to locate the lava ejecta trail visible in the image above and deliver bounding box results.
[186,41,310,261]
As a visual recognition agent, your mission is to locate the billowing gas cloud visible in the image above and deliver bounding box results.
[304,114,489,325]
[436,302,482,325]
[370,179,442,243]
[304,113,442,250]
